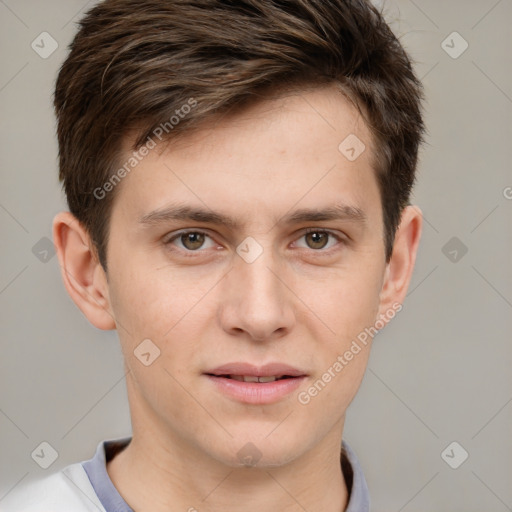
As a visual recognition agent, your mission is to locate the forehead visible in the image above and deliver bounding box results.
[111,84,380,228]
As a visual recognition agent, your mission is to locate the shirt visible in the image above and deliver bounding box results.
[0,437,370,511]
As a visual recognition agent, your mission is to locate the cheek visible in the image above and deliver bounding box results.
[302,265,382,404]
[111,267,209,418]
[109,264,220,382]
[313,265,383,343]
[109,259,203,334]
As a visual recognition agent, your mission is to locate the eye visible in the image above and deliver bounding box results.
[163,228,345,256]
[164,230,216,252]
[294,229,344,251]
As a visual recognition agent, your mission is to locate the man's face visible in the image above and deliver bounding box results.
[104,85,390,466]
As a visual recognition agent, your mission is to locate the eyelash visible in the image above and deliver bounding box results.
[163,228,346,257]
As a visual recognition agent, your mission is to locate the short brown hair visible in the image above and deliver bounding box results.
[54,0,425,271]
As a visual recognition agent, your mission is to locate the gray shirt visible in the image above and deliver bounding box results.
[82,437,370,511]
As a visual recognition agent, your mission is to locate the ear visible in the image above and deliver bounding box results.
[52,211,116,330]
[377,205,423,323]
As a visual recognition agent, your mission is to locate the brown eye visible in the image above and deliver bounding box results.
[180,232,206,250]
[165,230,215,252]
[294,229,344,253]
[163,229,219,258]
[305,231,329,250]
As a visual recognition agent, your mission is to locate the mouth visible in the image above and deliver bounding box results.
[206,374,297,383]
[204,362,308,404]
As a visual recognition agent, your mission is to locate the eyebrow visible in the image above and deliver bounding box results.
[138,202,367,230]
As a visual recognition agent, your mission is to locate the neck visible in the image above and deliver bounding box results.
[107,423,349,512]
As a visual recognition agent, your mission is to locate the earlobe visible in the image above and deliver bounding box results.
[52,211,116,330]
[377,205,423,320]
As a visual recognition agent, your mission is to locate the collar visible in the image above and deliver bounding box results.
[82,437,369,512]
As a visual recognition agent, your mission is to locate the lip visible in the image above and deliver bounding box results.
[206,362,307,378]
[204,362,308,405]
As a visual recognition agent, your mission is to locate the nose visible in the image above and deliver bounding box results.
[218,245,296,342]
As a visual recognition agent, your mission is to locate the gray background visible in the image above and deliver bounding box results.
[1,0,511,510]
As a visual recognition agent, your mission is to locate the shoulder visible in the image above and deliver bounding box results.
[1,462,106,512]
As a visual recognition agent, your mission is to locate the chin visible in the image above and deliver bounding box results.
[203,429,304,469]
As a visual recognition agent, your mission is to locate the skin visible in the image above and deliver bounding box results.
[53,84,422,512]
